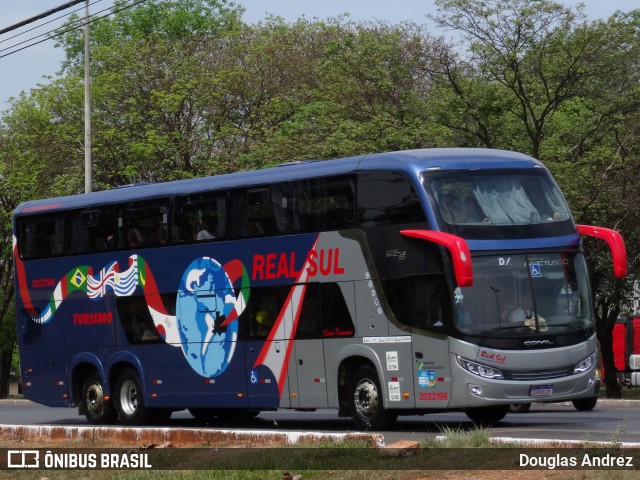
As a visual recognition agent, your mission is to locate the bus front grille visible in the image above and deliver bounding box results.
[505,367,573,381]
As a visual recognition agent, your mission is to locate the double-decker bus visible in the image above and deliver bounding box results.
[13,148,626,430]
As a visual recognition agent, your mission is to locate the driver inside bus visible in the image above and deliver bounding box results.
[506,296,548,331]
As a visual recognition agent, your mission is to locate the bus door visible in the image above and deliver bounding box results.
[407,276,452,408]
[244,285,291,409]
[291,283,328,408]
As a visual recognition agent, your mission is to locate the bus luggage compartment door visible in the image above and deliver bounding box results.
[293,338,328,408]
[412,337,451,408]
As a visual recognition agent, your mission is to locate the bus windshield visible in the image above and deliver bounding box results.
[428,171,573,237]
[454,252,592,337]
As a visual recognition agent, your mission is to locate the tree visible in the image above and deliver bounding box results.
[430,0,615,157]
[431,0,640,397]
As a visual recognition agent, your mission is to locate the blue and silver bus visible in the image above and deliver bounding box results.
[13,148,626,430]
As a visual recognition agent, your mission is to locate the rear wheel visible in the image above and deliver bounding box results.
[114,368,148,426]
[348,365,397,431]
[465,405,509,426]
[82,371,117,425]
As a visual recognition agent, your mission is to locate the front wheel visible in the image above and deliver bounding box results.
[348,365,397,431]
[82,371,117,425]
[114,367,148,426]
[465,405,509,426]
[572,397,598,411]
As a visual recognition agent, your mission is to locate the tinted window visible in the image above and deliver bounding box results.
[382,275,448,330]
[173,192,226,243]
[17,214,64,259]
[240,282,355,340]
[68,207,116,254]
[296,282,355,339]
[293,176,356,232]
[358,171,425,227]
[241,285,291,339]
[116,296,163,344]
[117,200,169,249]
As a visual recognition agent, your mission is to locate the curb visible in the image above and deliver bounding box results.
[0,424,385,448]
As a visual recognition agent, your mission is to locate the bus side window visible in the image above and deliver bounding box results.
[69,208,116,254]
[117,200,170,249]
[173,193,226,244]
[382,275,447,330]
[116,296,161,344]
[247,188,276,236]
[358,171,426,228]
[295,176,356,233]
[18,214,64,259]
[321,283,355,337]
[296,283,322,339]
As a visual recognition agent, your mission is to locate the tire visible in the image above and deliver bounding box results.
[113,367,148,426]
[572,396,598,411]
[465,405,509,426]
[81,371,117,425]
[348,365,397,431]
[509,403,532,413]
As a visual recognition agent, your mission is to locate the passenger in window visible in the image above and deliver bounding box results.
[127,228,144,248]
[152,224,168,246]
[197,217,217,240]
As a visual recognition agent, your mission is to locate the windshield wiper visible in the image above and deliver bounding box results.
[568,321,591,338]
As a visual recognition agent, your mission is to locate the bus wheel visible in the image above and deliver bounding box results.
[82,371,117,425]
[114,368,146,426]
[572,397,598,411]
[465,405,509,426]
[509,403,531,413]
[348,365,397,431]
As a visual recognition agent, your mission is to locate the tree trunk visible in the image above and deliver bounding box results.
[0,345,13,399]
[596,305,622,399]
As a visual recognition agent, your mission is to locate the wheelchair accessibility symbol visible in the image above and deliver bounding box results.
[250,370,258,384]
[529,263,542,277]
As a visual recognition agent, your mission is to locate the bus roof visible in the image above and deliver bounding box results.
[14,148,542,215]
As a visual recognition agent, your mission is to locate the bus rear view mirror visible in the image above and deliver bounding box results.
[400,229,473,287]
[576,225,627,278]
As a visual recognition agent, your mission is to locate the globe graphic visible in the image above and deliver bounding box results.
[176,257,239,378]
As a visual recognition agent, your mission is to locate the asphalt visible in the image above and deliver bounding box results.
[0,398,638,448]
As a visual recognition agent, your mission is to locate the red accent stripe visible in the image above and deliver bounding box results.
[142,266,168,314]
[14,243,34,310]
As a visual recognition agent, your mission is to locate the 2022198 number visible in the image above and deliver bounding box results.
[419,392,448,401]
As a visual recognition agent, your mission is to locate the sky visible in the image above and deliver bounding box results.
[0,0,636,108]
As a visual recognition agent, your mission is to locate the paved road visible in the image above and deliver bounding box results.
[2,399,639,445]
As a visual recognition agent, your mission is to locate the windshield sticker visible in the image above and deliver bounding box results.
[529,263,542,277]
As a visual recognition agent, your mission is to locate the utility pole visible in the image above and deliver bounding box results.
[84,0,92,193]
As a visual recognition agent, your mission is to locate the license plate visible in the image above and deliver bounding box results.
[530,385,554,397]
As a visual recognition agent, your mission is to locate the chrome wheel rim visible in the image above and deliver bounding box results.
[353,378,378,418]
[85,381,104,415]
[120,379,138,416]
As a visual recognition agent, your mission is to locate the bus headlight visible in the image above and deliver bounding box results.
[573,353,596,374]
[456,356,503,380]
